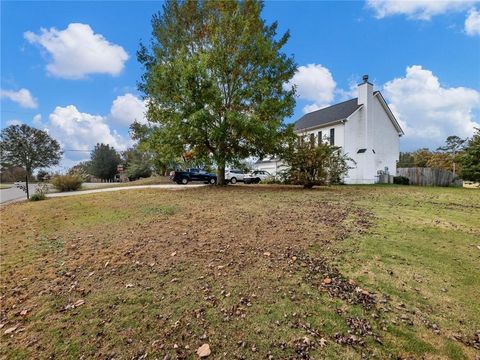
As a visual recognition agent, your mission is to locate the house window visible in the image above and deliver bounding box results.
[329,128,335,145]
[317,131,322,145]
[310,133,315,145]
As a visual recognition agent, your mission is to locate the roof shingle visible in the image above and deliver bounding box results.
[294,98,361,131]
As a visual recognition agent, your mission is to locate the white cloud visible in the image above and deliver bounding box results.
[0,88,38,108]
[382,65,480,149]
[109,93,148,126]
[48,105,129,161]
[286,64,336,113]
[465,7,480,35]
[6,119,22,126]
[367,0,478,20]
[24,23,129,79]
[32,114,43,127]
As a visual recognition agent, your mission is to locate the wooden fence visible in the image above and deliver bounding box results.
[397,167,462,187]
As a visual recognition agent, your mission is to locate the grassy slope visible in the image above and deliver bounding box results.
[0,185,478,359]
[335,186,480,359]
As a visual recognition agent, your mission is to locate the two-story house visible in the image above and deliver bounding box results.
[255,75,404,184]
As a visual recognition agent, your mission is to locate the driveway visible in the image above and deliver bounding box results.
[1,184,206,204]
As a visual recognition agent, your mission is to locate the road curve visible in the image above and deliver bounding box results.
[0,184,206,205]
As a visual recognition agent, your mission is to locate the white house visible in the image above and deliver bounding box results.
[255,75,404,184]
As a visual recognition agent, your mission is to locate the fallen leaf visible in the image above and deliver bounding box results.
[74,299,85,307]
[319,337,327,348]
[323,278,332,285]
[4,325,18,335]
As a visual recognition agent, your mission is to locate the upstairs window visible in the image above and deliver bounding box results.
[317,131,323,145]
[329,128,335,146]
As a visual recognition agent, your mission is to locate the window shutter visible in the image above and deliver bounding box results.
[318,131,322,145]
[330,128,335,145]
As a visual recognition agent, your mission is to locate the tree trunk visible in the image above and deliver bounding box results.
[217,165,226,186]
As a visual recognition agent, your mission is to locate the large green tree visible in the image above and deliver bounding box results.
[122,146,153,180]
[89,143,121,181]
[0,124,62,177]
[459,128,480,182]
[136,0,296,185]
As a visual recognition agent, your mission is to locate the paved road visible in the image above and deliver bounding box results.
[0,183,205,204]
[0,184,37,204]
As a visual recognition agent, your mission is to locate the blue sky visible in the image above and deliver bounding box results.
[1,0,480,170]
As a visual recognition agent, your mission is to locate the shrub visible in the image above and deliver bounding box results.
[393,176,410,185]
[30,182,49,201]
[260,176,283,185]
[282,141,354,188]
[51,175,83,192]
[30,193,46,201]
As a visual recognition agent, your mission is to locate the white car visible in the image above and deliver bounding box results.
[225,169,245,184]
[243,170,271,184]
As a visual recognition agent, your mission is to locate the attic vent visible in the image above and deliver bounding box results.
[357,148,367,153]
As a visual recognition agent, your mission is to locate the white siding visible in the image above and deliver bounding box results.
[296,122,346,148]
[371,95,400,176]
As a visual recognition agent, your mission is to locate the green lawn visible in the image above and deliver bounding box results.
[0,183,12,189]
[0,185,478,359]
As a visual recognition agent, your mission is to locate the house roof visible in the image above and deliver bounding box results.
[294,91,380,131]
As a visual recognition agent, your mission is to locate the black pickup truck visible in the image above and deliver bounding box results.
[169,168,217,185]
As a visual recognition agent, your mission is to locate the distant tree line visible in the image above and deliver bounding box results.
[398,131,480,182]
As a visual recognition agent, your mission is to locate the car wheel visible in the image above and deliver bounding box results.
[181,177,188,185]
[209,178,216,185]
[255,178,261,184]
[230,177,237,185]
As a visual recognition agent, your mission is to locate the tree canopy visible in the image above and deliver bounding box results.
[0,124,62,175]
[122,146,153,180]
[89,143,121,181]
[135,0,297,184]
[460,128,480,182]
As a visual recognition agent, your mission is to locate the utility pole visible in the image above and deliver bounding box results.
[25,173,29,199]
